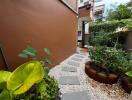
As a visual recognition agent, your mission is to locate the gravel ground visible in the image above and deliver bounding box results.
[49,53,130,100]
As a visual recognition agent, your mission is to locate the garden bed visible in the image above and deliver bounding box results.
[85,61,118,84]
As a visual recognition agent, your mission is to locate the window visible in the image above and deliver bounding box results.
[80,0,83,3]
[95,0,103,2]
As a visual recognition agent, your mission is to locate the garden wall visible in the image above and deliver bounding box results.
[0,0,77,70]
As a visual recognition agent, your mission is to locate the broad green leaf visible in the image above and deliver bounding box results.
[0,71,11,83]
[126,71,132,77]
[7,61,44,95]
[0,90,11,100]
[18,53,28,58]
[44,48,51,55]
[0,71,11,89]
[23,47,38,57]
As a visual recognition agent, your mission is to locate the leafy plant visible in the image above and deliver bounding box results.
[15,75,59,100]
[0,61,44,100]
[126,71,132,77]
[37,75,59,100]
[106,4,131,20]
[18,46,52,74]
[125,71,132,83]
[89,47,131,74]
[89,19,132,47]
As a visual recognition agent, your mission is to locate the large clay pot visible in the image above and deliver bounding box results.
[85,61,118,84]
[120,76,132,94]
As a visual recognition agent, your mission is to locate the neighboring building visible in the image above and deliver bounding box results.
[93,4,105,21]
[0,0,77,70]
[93,0,105,21]
[78,0,94,48]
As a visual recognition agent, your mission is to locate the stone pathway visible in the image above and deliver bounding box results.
[61,66,77,72]
[62,91,90,100]
[59,76,80,85]
[49,52,129,100]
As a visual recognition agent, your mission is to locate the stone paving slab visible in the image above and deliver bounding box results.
[71,57,82,62]
[62,66,77,72]
[74,54,85,58]
[62,91,90,100]
[59,76,80,85]
[67,61,80,67]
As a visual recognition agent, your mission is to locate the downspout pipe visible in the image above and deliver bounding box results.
[0,46,10,70]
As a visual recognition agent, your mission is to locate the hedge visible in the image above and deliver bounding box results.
[90,19,132,33]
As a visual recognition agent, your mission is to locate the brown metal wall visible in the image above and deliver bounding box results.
[0,0,77,70]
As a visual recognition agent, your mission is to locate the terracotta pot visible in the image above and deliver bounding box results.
[85,61,118,84]
[120,76,132,94]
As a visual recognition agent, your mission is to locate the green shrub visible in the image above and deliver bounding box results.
[89,47,131,74]
[89,19,132,47]
[15,75,59,100]
[37,76,59,100]
[89,20,126,33]
[106,4,132,20]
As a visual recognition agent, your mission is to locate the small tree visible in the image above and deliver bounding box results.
[107,4,131,21]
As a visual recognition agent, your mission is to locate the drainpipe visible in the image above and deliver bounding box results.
[0,47,10,70]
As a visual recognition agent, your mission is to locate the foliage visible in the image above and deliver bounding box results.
[0,71,11,89]
[126,71,132,83]
[37,75,59,100]
[126,71,132,77]
[18,46,52,74]
[106,4,132,20]
[89,19,132,46]
[90,19,132,33]
[18,46,38,59]
[0,61,44,100]
[17,46,59,99]
[15,76,59,100]
[90,31,125,48]
[89,47,132,74]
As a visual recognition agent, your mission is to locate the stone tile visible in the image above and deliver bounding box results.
[59,76,80,85]
[71,57,82,62]
[67,61,80,67]
[74,54,85,58]
[62,91,90,100]
[62,66,77,72]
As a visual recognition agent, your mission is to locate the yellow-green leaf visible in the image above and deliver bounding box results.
[7,61,44,95]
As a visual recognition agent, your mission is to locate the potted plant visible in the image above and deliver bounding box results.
[85,47,128,84]
[120,70,132,94]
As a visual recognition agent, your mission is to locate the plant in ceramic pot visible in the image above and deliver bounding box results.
[86,46,129,84]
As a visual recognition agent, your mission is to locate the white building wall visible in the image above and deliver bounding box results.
[78,0,89,7]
